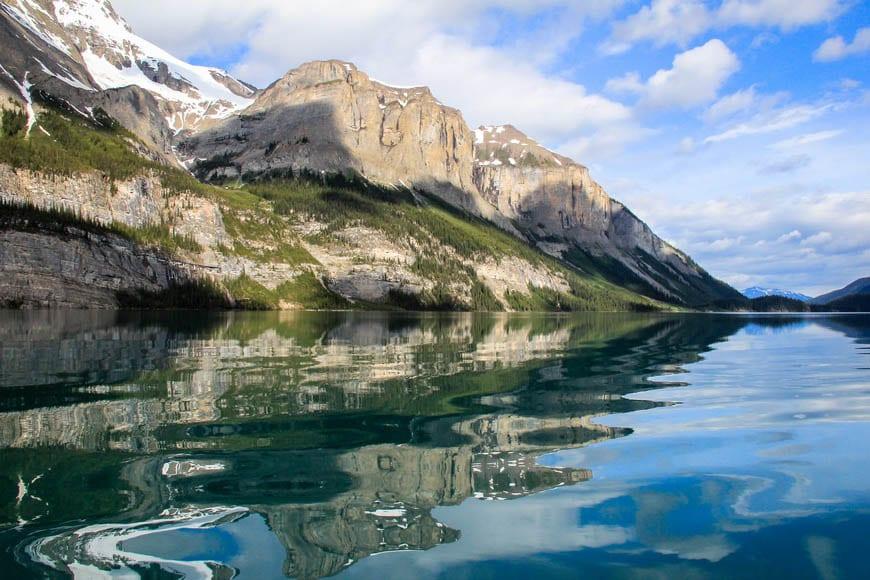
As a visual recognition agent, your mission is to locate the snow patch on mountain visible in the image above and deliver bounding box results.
[2,0,73,56]
[56,0,254,104]
[3,0,256,132]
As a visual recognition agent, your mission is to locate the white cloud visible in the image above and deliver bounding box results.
[410,35,634,143]
[718,0,845,29]
[706,236,745,251]
[602,0,846,54]
[704,85,772,123]
[771,130,843,149]
[604,71,643,94]
[801,231,833,246]
[613,40,740,110]
[629,190,870,294]
[813,27,870,62]
[600,0,711,55]
[704,103,832,143]
[776,229,803,243]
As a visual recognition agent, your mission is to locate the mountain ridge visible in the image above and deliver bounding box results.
[0,0,743,310]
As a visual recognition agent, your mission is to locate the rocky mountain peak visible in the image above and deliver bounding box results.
[188,58,509,224]
[254,60,439,113]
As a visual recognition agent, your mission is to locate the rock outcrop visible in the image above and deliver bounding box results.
[0,226,205,308]
[184,60,511,228]
[472,124,732,303]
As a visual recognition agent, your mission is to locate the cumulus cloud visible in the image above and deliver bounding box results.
[409,35,634,143]
[814,27,870,62]
[776,229,803,243]
[601,0,846,54]
[599,0,711,55]
[607,40,740,110]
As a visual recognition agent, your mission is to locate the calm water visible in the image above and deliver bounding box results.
[0,311,868,579]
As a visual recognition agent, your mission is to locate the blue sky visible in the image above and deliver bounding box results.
[114,0,869,295]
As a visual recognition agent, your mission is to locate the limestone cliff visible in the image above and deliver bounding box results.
[183,60,511,228]
[0,225,206,308]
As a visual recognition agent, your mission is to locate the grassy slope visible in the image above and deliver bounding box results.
[0,101,670,311]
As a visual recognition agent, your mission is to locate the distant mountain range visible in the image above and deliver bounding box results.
[743,279,870,312]
[742,287,812,302]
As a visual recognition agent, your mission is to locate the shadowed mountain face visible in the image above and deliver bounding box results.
[0,311,751,578]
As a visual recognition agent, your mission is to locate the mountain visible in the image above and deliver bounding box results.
[811,277,870,305]
[743,286,812,302]
[183,60,739,307]
[0,0,742,311]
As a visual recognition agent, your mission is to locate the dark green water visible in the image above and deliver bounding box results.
[0,311,868,579]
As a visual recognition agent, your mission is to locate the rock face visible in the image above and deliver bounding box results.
[184,60,510,227]
[472,125,731,303]
[0,226,204,308]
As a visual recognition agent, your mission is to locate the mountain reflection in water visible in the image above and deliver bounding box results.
[0,311,867,578]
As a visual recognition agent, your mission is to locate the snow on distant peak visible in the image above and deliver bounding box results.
[742,286,811,302]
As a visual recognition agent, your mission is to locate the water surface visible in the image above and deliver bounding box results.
[0,311,868,578]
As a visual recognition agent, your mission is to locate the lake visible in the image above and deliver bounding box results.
[0,311,868,579]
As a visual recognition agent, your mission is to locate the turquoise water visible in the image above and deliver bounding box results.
[0,311,867,578]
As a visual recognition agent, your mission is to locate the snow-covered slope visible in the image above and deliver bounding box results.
[742,287,812,302]
[1,0,255,132]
